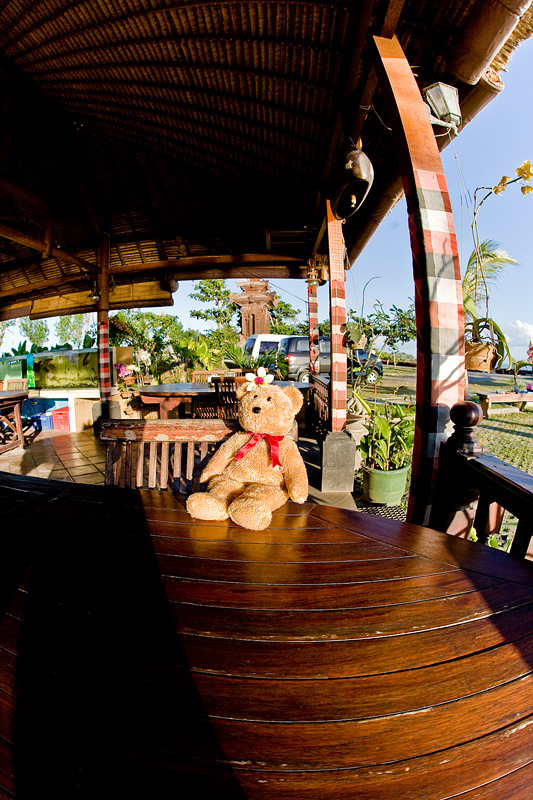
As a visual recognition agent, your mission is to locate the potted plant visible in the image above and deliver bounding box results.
[463,316,512,373]
[356,395,415,506]
[463,161,532,371]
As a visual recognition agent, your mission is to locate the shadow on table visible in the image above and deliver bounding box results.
[12,490,247,800]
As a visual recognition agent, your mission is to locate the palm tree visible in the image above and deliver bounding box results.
[462,239,517,321]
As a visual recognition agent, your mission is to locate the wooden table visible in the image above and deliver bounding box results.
[477,390,533,418]
[2,471,533,799]
[0,389,28,454]
[140,381,312,418]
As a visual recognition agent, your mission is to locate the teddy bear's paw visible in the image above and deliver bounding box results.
[186,492,229,521]
[229,497,272,530]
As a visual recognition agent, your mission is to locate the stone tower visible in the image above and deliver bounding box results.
[229,279,279,341]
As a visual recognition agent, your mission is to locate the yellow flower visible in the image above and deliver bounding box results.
[516,160,533,182]
[521,185,533,195]
[492,176,510,194]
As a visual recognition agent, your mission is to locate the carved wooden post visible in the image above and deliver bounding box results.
[429,401,484,537]
[306,262,320,375]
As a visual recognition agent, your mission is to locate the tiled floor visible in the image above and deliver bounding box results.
[0,429,108,484]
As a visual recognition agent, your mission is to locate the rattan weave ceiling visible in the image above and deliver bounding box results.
[0,0,531,319]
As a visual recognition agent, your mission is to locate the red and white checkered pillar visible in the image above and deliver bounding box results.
[307,262,320,375]
[374,35,465,525]
[97,233,111,415]
[327,200,347,432]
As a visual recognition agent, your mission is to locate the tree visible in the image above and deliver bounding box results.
[0,320,14,352]
[347,303,416,390]
[269,297,301,335]
[205,324,240,354]
[54,314,91,347]
[110,311,186,377]
[189,280,239,330]
[18,317,48,350]
[109,310,223,379]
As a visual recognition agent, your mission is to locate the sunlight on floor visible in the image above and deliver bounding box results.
[0,429,107,484]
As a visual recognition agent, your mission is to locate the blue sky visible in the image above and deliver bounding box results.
[4,36,533,359]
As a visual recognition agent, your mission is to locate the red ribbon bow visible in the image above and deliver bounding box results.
[234,432,284,467]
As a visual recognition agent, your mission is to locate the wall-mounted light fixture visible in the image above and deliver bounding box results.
[89,280,101,301]
[423,82,462,134]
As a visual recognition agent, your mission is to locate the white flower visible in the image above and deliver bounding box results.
[245,366,274,390]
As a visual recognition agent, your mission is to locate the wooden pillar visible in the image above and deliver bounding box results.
[97,233,111,420]
[326,200,347,432]
[307,263,319,375]
[373,35,465,526]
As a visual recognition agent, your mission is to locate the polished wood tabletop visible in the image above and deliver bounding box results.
[2,471,533,799]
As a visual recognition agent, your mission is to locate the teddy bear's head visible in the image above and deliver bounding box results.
[236,380,303,437]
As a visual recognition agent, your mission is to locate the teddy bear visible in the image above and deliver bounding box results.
[186,369,308,530]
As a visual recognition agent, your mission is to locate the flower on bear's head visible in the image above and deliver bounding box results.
[245,366,274,391]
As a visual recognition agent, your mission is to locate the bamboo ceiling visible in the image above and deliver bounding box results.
[0,0,531,319]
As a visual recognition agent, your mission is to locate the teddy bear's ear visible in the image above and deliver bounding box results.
[236,382,250,400]
[283,385,304,414]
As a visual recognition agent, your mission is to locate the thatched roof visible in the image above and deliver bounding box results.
[0,0,531,320]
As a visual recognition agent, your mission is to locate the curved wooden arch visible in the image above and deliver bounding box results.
[373,35,465,526]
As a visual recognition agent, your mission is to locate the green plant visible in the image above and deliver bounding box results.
[346,302,416,391]
[356,396,415,471]
[222,342,278,372]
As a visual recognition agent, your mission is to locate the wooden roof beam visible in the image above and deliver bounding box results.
[109,253,307,281]
[0,222,99,273]
[0,273,88,300]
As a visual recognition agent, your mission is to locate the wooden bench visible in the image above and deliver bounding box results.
[99,418,238,492]
[477,391,533,418]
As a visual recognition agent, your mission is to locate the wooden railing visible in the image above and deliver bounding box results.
[99,419,238,492]
[310,374,330,439]
[429,401,533,558]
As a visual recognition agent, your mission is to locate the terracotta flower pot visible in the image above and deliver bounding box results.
[464,341,498,372]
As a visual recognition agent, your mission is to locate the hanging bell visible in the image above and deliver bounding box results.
[330,148,374,221]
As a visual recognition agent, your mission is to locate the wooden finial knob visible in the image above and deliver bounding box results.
[450,401,483,429]
[449,401,483,455]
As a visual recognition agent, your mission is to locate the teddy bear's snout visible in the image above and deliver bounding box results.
[252,406,261,414]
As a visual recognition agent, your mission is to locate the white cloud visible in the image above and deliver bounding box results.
[503,320,533,359]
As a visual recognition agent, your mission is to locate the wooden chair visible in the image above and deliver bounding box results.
[99,418,239,492]
[3,378,28,391]
[191,369,227,383]
[213,376,248,420]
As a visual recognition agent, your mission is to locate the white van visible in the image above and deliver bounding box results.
[243,334,286,361]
